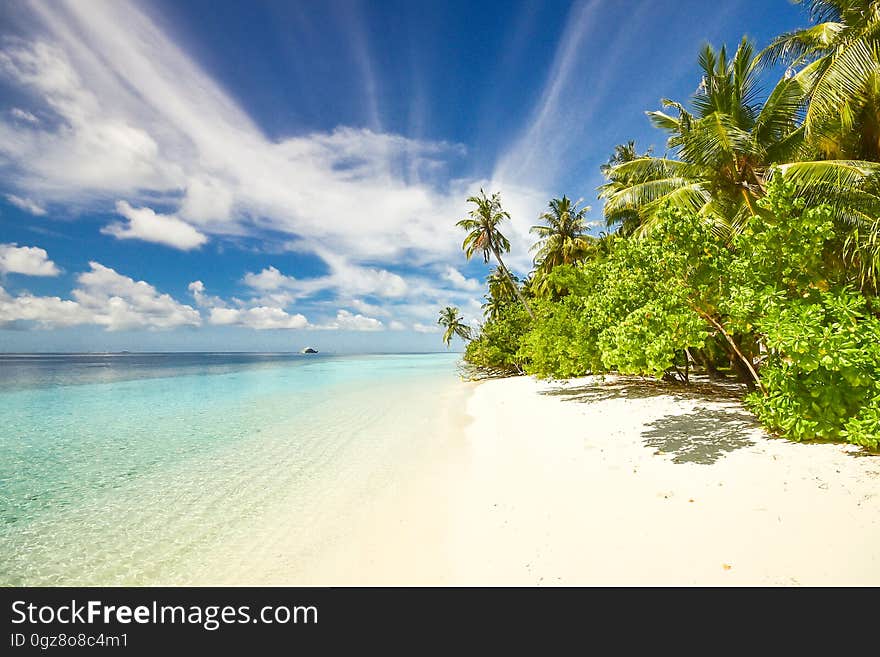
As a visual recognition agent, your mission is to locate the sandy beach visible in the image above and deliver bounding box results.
[301,374,880,586]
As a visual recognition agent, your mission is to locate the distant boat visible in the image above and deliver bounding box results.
[301,347,319,354]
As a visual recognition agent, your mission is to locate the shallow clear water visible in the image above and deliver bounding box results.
[0,352,464,585]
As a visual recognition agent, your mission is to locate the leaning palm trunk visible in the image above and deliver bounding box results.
[489,243,534,319]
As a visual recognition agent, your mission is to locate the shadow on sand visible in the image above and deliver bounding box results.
[641,406,760,464]
[540,376,759,464]
[539,376,746,404]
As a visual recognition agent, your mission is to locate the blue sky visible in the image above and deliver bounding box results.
[0,0,806,352]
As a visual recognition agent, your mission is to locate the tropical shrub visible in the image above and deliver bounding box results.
[463,304,530,374]
[727,181,880,447]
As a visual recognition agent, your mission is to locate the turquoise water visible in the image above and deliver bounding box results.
[0,352,464,585]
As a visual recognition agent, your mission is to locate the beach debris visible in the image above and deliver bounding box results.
[722,564,732,571]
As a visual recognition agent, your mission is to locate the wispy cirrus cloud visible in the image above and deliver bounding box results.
[5,193,46,215]
[0,0,472,266]
[0,0,502,334]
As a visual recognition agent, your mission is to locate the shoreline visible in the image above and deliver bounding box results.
[292,373,879,586]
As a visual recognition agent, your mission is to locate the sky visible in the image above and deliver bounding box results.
[0,0,807,353]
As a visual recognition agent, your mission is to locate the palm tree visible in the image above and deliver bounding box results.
[529,196,595,273]
[438,306,471,347]
[481,294,507,321]
[757,0,880,160]
[481,267,520,319]
[599,38,809,236]
[600,142,653,235]
[457,189,535,318]
[755,0,880,288]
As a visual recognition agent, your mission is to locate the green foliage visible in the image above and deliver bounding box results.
[463,304,530,374]
[598,297,705,377]
[518,295,603,378]
[438,306,471,347]
[463,179,879,449]
[530,196,595,277]
[459,7,880,450]
[519,212,711,380]
[746,289,880,446]
[725,180,880,448]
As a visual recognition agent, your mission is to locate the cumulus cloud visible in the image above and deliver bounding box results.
[242,266,296,291]
[242,254,407,301]
[208,306,308,330]
[5,194,47,215]
[388,319,406,331]
[101,201,208,250]
[0,243,59,275]
[0,261,200,329]
[187,280,226,309]
[349,298,390,317]
[321,309,383,331]
[188,279,306,330]
[442,266,480,291]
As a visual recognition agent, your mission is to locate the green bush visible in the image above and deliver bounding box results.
[728,181,880,448]
[463,304,530,374]
[464,180,880,449]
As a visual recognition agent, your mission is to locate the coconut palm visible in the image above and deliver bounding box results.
[457,189,535,318]
[600,142,654,235]
[599,38,809,237]
[529,196,596,273]
[481,267,521,319]
[755,0,880,288]
[757,0,880,160]
[480,293,507,321]
[487,267,518,301]
[438,306,471,347]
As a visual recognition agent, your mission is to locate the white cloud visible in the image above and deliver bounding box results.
[242,266,296,291]
[349,298,390,317]
[187,280,226,308]
[0,0,543,330]
[0,243,59,275]
[412,322,440,334]
[442,266,480,291]
[10,107,39,123]
[0,4,471,270]
[190,279,305,330]
[0,261,200,330]
[5,194,47,215]
[102,200,208,250]
[242,254,407,301]
[319,309,383,331]
[0,284,89,326]
[208,306,308,330]
[388,319,406,331]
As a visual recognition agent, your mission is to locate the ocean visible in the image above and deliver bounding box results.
[0,352,465,585]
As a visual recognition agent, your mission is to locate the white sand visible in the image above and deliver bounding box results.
[295,374,880,586]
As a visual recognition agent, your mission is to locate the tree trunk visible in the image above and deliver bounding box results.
[701,312,765,395]
[490,244,535,319]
